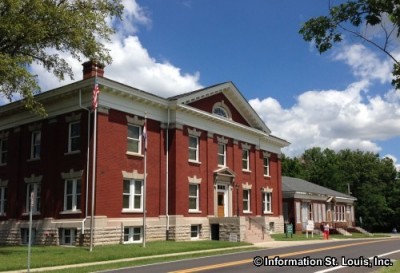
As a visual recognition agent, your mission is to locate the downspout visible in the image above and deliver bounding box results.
[79,89,91,234]
[165,107,170,238]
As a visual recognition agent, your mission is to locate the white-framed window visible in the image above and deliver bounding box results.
[124,226,142,243]
[30,131,41,159]
[60,228,77,245]
[64,179,81,212]
[26,183,41,214]
[68,121,80,152]
[242,149,249,171]
[189,184,199,212]
[213,107,228,118]
[123,179,143,212]
[334,205,345,222]
[308,203,313,221]
[127,124,142,154]
[212,102,231,119]
[243,189,251,213]
[0,186,7,216]
[190,225,201,240]
[21,228,36,245]
[0,138,7,164]
[217,143,226,166]
[263,192,272,213]
[188,135,199,162]
[263,157,270,176]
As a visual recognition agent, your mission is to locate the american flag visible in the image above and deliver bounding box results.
[92,79,100,110]
[142,118,147,152]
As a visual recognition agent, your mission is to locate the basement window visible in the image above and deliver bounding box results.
[190,225,201,240]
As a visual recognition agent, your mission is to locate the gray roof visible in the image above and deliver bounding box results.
[282,176,356,200]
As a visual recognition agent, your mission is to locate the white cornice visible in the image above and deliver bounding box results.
[99,77,167,109]
[0,77,289,152]
[177,104,289,149]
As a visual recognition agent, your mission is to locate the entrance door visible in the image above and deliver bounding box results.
[217,192,225,217]
[216,184,228,217]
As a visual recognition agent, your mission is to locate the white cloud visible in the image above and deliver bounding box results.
[104,36,202,97]
[383,154,400,172]
[250,80,400,157]
[114,0,152,36]
[30,0,202,97]
[250,42,400,158]
[333,43,393,84]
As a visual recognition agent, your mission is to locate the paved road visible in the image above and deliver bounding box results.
[100,238,400,273]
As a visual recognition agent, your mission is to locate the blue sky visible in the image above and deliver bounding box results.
[25,0,400,170]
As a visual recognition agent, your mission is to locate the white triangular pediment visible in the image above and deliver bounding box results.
[171,82,271,134]
[214,167,236,177]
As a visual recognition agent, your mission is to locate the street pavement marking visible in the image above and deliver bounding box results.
[168,238,398,273]
[314,249,400,273]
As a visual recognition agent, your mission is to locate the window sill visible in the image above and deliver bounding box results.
[126,152,144,158]
[60,210,82,215]
[123,240,142,244]
[263,212,273,215]
[242,169,251,173]
[27,158,40,162]
[122,209,143,213]
[188,160,201,165]
[64,150,80,156]
[189,210,202,214]
[22,212,40,216]
[264,175,271,178]
[243,211,253,214]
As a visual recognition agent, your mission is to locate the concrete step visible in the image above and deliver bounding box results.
[354,226,373,236]
[336,227,352,236]
[244,233,272,243]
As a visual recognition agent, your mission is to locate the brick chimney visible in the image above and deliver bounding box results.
[82,60,105,80]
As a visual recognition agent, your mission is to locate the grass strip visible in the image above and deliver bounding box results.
[0,241,251,271]
[378,260,400,273]
[31,247,261,273]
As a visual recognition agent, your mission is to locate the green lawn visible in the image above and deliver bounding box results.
[0,241,252,272]
[378,260,400,273]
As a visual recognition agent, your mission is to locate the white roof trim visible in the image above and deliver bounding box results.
[175,82,271,134]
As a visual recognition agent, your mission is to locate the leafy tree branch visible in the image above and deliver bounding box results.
[0,0,123,116]
[299,0,400,89]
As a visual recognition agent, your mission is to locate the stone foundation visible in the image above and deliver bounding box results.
[0,215,283,246]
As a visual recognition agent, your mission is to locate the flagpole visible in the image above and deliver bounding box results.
[90,65,99,252]
[27,191,34,273]
[143,114,147,248]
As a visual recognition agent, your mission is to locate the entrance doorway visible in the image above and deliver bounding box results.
[217,192,225,217]
[216,184,228,217]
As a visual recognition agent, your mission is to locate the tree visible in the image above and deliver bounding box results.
[299,0,400,89]
[0,0,123,116]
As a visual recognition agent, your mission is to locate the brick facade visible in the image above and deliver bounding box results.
[0,64,289,246]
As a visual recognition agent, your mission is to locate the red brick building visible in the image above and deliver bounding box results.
[0,62,289,245]
[282,176,356,234]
